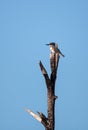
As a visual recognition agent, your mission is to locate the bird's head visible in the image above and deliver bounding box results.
[46,42,55,46]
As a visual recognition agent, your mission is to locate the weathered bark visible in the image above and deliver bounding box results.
[26,49,61,130]
[39,52,60,130]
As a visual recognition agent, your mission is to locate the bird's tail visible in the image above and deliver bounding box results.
[60,53,65,57]
[58,49,65,57]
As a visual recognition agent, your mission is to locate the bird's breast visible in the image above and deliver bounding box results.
[50,47,55,53]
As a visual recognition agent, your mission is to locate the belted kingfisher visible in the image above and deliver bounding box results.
[46,42,65,57]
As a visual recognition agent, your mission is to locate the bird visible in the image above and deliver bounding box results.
[46,42,65,57]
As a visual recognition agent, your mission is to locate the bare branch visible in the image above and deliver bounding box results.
[39,61,48,75]
[37,111,47,120]
[37,112,48,126]
[26,108,48,128]
[26,108,42,123]
[39,61,51,88]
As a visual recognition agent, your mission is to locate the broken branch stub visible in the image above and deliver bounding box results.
[26,108,48,127]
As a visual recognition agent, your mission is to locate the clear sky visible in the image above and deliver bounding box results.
[0,0,88,130]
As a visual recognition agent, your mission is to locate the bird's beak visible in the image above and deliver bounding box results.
[46,44,50,46]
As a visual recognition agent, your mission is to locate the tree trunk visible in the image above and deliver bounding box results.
[26,48,61,130]
[39,52,59,130]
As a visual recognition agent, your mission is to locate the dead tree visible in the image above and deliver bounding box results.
[26,43,64,130]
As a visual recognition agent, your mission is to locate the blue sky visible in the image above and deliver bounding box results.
[0,0,88,130]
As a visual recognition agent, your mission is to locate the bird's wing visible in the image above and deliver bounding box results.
[55,43,58,48]
[55,52,59,69]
